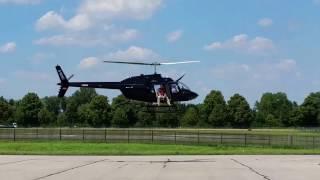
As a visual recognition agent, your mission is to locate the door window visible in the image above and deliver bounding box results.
[171,84,179,93]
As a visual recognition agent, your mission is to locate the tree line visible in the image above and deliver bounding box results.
[1,88,320,128]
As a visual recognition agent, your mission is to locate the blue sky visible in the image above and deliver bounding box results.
[1,0,320,106]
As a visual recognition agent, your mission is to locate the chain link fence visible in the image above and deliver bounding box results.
[0,128,319,148]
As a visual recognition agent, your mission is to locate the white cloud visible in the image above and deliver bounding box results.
[0,0,40,4]
[258,18,273,27]
[36,0,162,32]
[78,0,163,20]
[274,59,297,73]
[36,11,91,31]
[212,59,298,81]
[313,0,320,5]
[35,0,163,47]
[31,52,55,64]
[34,35,79,46]
[204,42,222,50]
[204,34,275,54]
[167,30,183,43]
[110,29,139,42]
[14,71,52,81]
[79,57,99,69]
[248,37,274,53]
[34,28,138,46]
[212,63,251,79]
[79,46,159,69]
[0,42,16,53]
[107,46,159,61]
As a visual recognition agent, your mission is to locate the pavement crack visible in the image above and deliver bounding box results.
[110,159,215,164]
[159,158,216,168]
[0,159,38,166]
[231,159,271,180]
[117,163,128,169]
[33,159,108,180]
[162,159,170,168]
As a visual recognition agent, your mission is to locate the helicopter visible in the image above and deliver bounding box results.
[55,60,199,107]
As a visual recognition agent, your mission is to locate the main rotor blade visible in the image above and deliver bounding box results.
[103,60,200,66]
[160,61,200,65]
[103,60,160,66]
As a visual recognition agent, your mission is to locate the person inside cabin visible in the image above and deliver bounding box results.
[157,84,171,106]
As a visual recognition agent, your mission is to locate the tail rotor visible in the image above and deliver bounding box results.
[56,65,69,97]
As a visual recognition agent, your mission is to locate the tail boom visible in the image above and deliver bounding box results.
[68,82,122,89]
[56,65,123,97]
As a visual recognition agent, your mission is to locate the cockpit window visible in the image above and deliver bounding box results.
[171,84,179,93]
[178,82,190,90]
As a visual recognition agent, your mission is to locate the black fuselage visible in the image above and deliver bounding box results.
[56,64,197,103]
[59,73,198,103]
[119,74,198,102]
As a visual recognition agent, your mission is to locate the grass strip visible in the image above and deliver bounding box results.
[0,141,320,155]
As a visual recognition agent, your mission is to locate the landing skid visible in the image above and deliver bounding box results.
[112,99,179,113]
[142,103,178,113]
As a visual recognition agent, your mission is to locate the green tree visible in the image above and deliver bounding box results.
[77,104,91,126]
[136,111,154,127]
[64,88,98,127]
[42,96,61,115]
[15,93,43,127]
[264,114,281,127]
[57,113,67,127]
[38,108,55,126]
[197,104,209,127]
[300,92,320,126]
[111,95,138,126]
[156,112,179,128]
[227,94,253,128]
[112,108,129,127]
[65,98,79,127]
[87,95,111,127]
[202,90,228,127]
[7,99,17,123]
[208,104,227,127]
[255,92,293,127]
[181,107,199,127]
[72,88,97,105]
[289,107,304,127]
[0,97,11,124]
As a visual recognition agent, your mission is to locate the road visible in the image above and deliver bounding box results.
[0,155,319,180]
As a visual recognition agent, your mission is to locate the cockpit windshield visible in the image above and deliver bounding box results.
[178,82,190,90]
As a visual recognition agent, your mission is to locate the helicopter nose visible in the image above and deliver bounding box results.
[190,91,198,100]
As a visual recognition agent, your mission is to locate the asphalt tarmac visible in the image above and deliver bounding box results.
[0,155,319,180]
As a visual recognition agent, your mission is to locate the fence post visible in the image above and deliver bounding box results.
[268,135,271,146]
[104,128,107,143]
[288,135,293,146]
[244,134,247,147]
[13,128,16,141]
[174,131,177,144]
[59,128,62,141]
[197,130,200,144]
[220,134,223,144]
[128,129,130,143]
[151,129,154,144]
[313,136,315,149]
[36,128,39,139]
[82,128,85,142]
